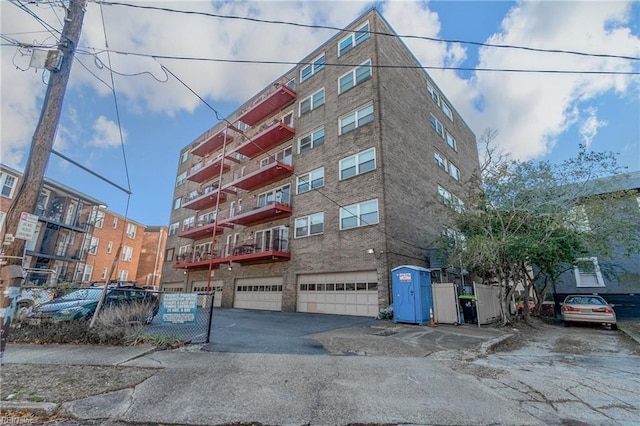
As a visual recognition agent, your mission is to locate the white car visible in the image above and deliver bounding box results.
[561,295,617,330]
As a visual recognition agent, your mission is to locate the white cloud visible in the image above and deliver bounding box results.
[90,115,126,148]
[579,108,607,149]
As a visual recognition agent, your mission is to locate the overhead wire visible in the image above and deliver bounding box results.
[96,0,640,62]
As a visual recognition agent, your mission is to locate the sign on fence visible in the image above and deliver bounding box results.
[160,293,198,324]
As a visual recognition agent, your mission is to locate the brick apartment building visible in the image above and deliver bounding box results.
[161,8,480,316]
[1,163,167,287]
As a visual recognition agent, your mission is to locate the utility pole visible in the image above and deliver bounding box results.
[0,0,88,364]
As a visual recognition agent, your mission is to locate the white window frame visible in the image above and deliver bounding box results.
[338,60,372,94]
[427,83,440,105]
[574,257,605,288]
[446,132,457,151]
[339,148,376,180]
[452,194,465,214]
[82,265,93,282]
[176,172,187,187]
[88,237,99,255]
[438,185,452,206]
[299,88,325,116]
[442,102,453,121]
[340,199,379,230]
[126,223,137,239]
[181,151,189,164]
[449,162,460,181]
[107,241,113,254]
[182,216,195,231]
[434,151,448,171]
[298,127,325,154]
[118,269,129,281]
[112,217,118,228]
[300,54,325,82]
[294,212,324,238]
[101,267,108,279]
[169,222,179,236]
[297,167,324,194]
[122,246,133,262]
[339,103,374,135]
[338,21,370,56]
[430,114,444,139]
[0,172,17,198]
[174,198,182,210]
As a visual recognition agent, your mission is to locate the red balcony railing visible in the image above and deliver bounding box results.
[191,130,234,157]
[174,237,290,270]
[187,154,230,184]
[227,202,292,227]
[177,220,232,239]
[182,183,227,210]
[236,82,297,126]
[233,121,295,159]
[222,160,294,193]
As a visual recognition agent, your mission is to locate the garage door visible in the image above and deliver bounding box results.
[192,280,223,307]
[297,271,379,317]
[234,276,283,311]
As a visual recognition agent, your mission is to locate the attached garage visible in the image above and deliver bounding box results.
[297,271,379,317]
[192,280,223,308]
[233,276,283,311]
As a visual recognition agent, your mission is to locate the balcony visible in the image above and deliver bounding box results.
[236,83,297,126]
[182,184,227,210]
[177,221,228,240]
[174,238,290,270]
[222,161,294,193]
[227,202,292,227]
[191,130,234,157]
[233,121,295,159]
[187,154,230,184]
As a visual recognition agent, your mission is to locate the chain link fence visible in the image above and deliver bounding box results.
[9,285,215,345]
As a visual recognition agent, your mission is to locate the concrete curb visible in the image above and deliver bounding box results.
[0,400,59,417]
[478,332,516,355]
[618,324,640,346]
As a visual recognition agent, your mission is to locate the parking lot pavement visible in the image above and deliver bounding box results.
[205,308,509,357]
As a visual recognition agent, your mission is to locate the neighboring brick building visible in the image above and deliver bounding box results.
[135,225,168,288]
[161,8,480,316]
[1,163,167,287]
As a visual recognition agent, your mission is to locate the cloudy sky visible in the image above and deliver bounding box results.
[1,0,639,225]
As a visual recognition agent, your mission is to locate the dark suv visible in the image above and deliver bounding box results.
[26,285,159,324]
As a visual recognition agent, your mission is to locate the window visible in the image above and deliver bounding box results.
[295,213,324,238]
[0,211,5,230]
[112,217,118,228]
[126,223,137,239]
[182,216,195,231]
[165,248,174,262]
[88,237,99,255]
[442,102,453,121]
[82,265,93,282]
[118,270,129,281]
[340,148,376,180]
[299,88,325,116]
[101,267,108,279]
[438,185,452,206]
[176,172,187,187]
[340,199,379,230]
[434,151,447,171]
[427,83,440,105]
[339,103,374,135]
[449,162,461,181]
[169,222,179,236]
[430,114,444,138]
[1,173,17,198]
[574,257,605,287]
[89,209,104,228]
[446,132,457,150]
[300,54,325,82]
[297,168,324,194]
[122,246,133,262]
[338,21,369,56]
[173,198,182,210]
[568,206,591,232]
[260,146,292,167]
[339,60,372,94]
[107,241,113,254]
[298,128,325,153]
[257,184,291,207]
[452,194,465,213]
[180,151,189,164]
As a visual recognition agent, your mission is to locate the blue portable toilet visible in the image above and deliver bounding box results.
[391,265,433,325]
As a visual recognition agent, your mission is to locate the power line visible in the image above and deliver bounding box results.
[96,1,640,62]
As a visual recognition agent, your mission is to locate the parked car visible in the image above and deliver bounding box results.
[26,285,159,325]
[561,295,617,330]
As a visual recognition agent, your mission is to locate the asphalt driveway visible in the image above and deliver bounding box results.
[205,308,379,355]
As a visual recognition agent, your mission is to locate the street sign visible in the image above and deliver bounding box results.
[160,293,198,324]
[15,212,39,240]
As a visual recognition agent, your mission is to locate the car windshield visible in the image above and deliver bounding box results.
[565,296,606,305]
[58,288,104,301]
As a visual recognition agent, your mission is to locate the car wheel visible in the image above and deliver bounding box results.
[563,321,571,327]
[611,324,618,331]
